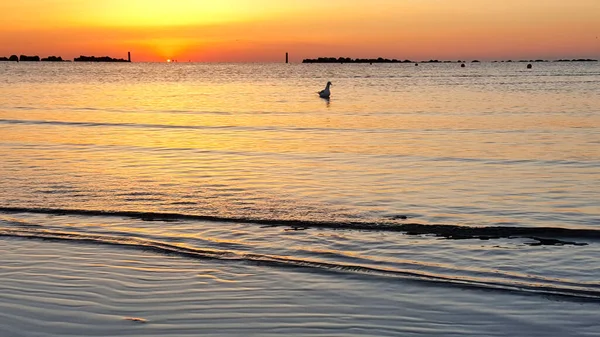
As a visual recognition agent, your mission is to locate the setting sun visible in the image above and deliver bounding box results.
[0,0,599,62]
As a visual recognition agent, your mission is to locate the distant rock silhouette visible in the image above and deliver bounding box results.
[555,58,598,62]
[74,55,130,62]
[19,55,40,62]
[41,56,64,62]
[302,57,598,64]
[303,57,413,64]
[9,55,18,62]
[461,63,465,67]
[527,64,532,69]
[0,57,8,61]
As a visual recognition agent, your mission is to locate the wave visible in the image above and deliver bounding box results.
[0,117,399,134]
[5,140,596,170]
[0,206,597,244]
[1,227,598,302]
[0,118,416,134]
[3,118,592,138]
[0,118,256,131]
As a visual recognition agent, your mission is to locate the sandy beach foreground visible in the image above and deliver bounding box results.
[1,238,597,337]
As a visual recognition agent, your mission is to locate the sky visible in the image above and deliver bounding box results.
[0,0,599,62]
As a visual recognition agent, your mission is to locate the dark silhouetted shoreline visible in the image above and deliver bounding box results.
[74,55,130,62]
[303,57,598,64]
[0,54,131,62]
[303,57,417,64]
[555,58,598,62]
[41,56,64,62]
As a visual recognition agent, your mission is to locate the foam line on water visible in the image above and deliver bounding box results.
[0,207,598,243]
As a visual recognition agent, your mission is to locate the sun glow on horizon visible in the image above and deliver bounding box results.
[0,0,599,62]
[75,1,261,27]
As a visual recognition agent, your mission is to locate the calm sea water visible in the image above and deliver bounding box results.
[1,62,600,335]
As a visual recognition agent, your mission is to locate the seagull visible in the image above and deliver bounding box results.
[318,81,332,98]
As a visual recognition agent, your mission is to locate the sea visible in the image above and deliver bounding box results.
[1,61,599,336]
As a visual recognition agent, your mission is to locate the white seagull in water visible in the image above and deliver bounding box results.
[318,81,332,98]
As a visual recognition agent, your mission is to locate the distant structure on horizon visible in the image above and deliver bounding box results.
[41,56,64,62]
[74,55,131,62]
[303,57,416,64]
[19,55,40,62]
[0,52,134,63]
[303,57,476,64]
[0,55,63,62]
[555,58,597,62]
[302,57,598,64]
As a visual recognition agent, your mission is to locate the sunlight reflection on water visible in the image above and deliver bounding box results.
[0,62,599,227]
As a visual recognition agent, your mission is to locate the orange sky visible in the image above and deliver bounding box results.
[0,0,598,62]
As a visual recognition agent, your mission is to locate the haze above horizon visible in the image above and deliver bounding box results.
[1,0,599,62]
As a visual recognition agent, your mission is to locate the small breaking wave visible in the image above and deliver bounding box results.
[0,206,598,244]
[1,227,599,301]
[0,118,403,134]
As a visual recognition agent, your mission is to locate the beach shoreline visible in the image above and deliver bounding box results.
[2,237,599,337]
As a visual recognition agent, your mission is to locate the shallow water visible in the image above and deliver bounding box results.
[2,239,600,337]
[1,62,600,335]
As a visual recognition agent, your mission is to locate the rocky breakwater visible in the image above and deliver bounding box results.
[19,55,40,61]
[0,55,22,62]
[74,55,130,62]
[41,56,64,62]
[1,55,66,62]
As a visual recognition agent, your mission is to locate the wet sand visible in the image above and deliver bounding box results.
[1,238,598,337]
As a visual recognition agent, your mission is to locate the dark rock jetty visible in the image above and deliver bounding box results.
[74,55,130,62]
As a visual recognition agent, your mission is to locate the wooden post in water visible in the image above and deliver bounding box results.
[286,52,288,64]
[128,52,131,62]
